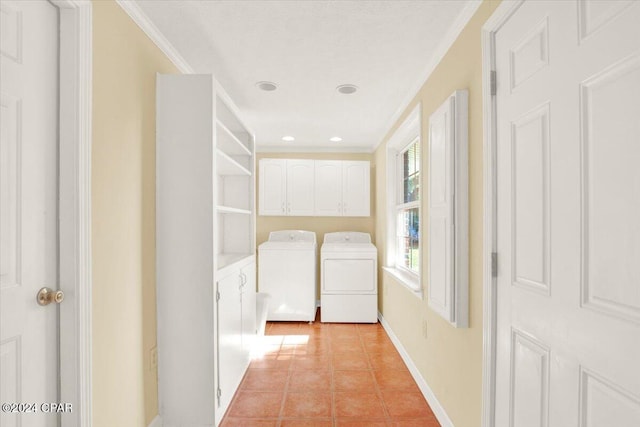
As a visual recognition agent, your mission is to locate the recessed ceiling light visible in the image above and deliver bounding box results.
[282,136,295,142]
[330,137,343,142]
[336,84,358,95]
[256,81,278,91]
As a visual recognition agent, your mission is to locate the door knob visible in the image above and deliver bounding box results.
[37,287,64,306]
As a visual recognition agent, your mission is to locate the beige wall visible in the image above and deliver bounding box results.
[92,1,178,426]
[256,152,376,296]
[374,2,501,427]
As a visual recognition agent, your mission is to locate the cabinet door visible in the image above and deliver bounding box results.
[342,161,370,216]
[216,273,243,413]
[286,160,315,216]
[259,159,286,215]
[314,161,343,216]
[241,262,256,364]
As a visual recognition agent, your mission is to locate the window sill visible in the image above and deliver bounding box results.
[382,267,423,300]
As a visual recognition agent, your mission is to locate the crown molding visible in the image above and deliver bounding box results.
[372,0,482,152]
[115,0,194,74]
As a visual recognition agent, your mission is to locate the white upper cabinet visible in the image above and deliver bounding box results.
[259,159,287,215]
[342,161,370,216]
[314,161,343,216]
[260,159,370,217]
[287,160,315,215]
[259,159,315,216]
[314,160,370,216]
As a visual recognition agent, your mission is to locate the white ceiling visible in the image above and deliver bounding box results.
[134,0,477,151]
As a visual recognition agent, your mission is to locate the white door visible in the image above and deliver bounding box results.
[1,1,60,426]
[240,262,256,364]
[427,99,455,323]
[216,271,243,418]
[314,160,342,216]
[342,161,370,216]
[494,1,640,426]
[286,159,314,216]
[258,159,286,215]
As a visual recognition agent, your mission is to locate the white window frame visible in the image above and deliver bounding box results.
[395,138,421,274]
[384,104,423,298]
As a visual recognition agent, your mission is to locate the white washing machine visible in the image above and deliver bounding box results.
[258,230,317,322]
[321,232,377,323]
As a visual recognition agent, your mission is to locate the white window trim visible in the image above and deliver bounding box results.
[394,139,420,273]
[385,104,422,298]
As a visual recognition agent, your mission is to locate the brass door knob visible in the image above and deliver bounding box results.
[37,287,64,306]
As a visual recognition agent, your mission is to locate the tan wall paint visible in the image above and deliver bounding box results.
[375,2,501,427]
[256,152,376,296]
[92,1,178,425]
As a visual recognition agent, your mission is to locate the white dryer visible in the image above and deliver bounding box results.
[258,230,317,322]
[321,232,377,323]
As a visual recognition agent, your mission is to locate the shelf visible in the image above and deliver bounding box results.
[217,149,252,176]
[217,120,251,156]
[217,205,251,215]
[217,253,252,270]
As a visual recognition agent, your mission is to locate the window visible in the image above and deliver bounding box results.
[384,104,421,297]
[396,139,420,273]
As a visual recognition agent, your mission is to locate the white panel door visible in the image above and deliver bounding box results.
[314,160,342,216]
[342,161,370,216]
[216,272,243,417]
[259,159,286,215]
[286,159,315,216]
[241,262,256,365]
[494,1,640,426]
[1,2,59,426]
[427,98,454,323]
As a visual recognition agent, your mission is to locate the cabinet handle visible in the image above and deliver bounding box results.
[281,202,285,213]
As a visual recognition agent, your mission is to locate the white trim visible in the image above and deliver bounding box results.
[382,267,421,299]
[373,0,483,152]
[113,0,259,155]
[148,415,163,427]
[480,1,525,426]
[52,0,93,426]
[255,145,373,154]
[378,312,454,427]
[114,0,193,74]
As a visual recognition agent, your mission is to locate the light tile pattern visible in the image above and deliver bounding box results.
[221,311,440,426]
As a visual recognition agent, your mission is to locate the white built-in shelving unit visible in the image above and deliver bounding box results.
[156,74,256,427]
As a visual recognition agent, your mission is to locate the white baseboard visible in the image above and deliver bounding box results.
[378,312,455,427]
[148,415,162,427]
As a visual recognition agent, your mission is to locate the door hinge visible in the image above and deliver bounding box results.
[490,70,497,96]
[216,387,221,404]
[491,252,498,278]
[216,290,220,302]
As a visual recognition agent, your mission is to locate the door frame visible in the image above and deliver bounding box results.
[480,1,525,426]
[50,1,93,426]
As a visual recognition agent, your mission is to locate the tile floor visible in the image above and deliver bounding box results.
[221,310,440,427]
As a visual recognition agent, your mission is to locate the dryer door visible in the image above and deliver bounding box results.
[322,259,375,293]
